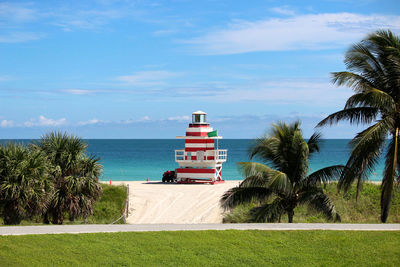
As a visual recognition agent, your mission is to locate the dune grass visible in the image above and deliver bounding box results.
[0,230,399,266]
[223,183,400,223]
[87,184,127,224]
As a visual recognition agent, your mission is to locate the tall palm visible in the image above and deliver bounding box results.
[317,30,400,222]
[0,143,51,225]
[221,121,342,223]
[32,132,102,224]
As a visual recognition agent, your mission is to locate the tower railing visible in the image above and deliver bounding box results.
[175,149,227,162]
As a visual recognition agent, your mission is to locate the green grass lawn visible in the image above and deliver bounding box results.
[224,183,400,223]
[0,184,127,225]
[0,230,399,266]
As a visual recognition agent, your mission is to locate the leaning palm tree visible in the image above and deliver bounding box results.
[317,30,400,222]
[221,121,342,223]
[0,143,52,225]
[32,132,102,224]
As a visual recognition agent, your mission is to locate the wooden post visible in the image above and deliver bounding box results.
[125,184,129,219]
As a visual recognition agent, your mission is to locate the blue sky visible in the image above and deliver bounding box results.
[1,0,399,138]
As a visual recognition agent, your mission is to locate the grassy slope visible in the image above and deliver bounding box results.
[224,183,400,223]
[0,184,127,225]
[87,184,127,224]
[0,230,399,266]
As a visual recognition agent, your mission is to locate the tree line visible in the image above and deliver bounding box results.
[0,132,102,225]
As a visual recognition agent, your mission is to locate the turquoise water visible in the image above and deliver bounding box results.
[1,139,384,181]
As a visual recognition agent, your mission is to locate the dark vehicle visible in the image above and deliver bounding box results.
[162,170,176,183]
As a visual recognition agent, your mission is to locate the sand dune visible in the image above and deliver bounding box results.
[112,181,240,224]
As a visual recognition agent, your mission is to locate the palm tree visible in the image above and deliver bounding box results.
[0,143,51,225]
[32,132,102,224]
[63,156,103,222]
[221,121,342,223]
[317,30,400,222]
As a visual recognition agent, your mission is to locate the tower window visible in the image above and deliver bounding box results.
[192,114,206,123]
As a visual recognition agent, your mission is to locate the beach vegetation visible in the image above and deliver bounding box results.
[0,143,52,225]
[88,184,127,224]
[0,183,126,225]
[0,132,103,225]
[223,182,400,223]
[31,132,102,224]
[317,29,400,222]
[221,121,342,223]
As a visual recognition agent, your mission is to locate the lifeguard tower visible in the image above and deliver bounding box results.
[175,111,227,184]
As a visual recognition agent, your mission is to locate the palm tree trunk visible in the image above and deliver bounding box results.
[3,201,23,225]
[51,209,64,225]
[43,212,50,224]
[381,128,398,222]
[356,177,361,202]
[288,210,294,223]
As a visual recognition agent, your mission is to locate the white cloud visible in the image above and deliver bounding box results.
[48,7,132,31]
[184,13,400,54]
[0,2,36,22]
[116,70,179,86]
[167,115,190,122]
[119,116,151,124]
[0,3,43,43]
[161,78,352,107]
[0,32,43,43]
[62,89,94,95]
[141,116,151,121]
[0,119,14,128]
[222,80,351,105]
[207,113,365,138]
[24,116,67,127]
[270,6,296,16]
[77,118,103,126]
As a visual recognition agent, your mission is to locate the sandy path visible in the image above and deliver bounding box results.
[112,181,240,224]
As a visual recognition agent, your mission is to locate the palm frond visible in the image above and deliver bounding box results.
[317,107,379,127]
[339,118,389,194]
[248,136,281,168]
[307,132,322,154]
[268,171,292,195]
[239,174,270,188]
[308,165,345,185]
[331,71,376,94]
[344,89,395,113]
[249,198,285,223]
[299,187,341,222]
[220,186,273,210]
[237,162,292,195]
[237,162,274,180]
[344,43,386,84]
[285,129,309,183]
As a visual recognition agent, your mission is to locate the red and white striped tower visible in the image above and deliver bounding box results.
[175,111,227,184]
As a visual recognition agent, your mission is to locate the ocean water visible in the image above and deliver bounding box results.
[0,139,384,181]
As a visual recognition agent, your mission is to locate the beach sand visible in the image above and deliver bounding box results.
[111,181,240,224]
